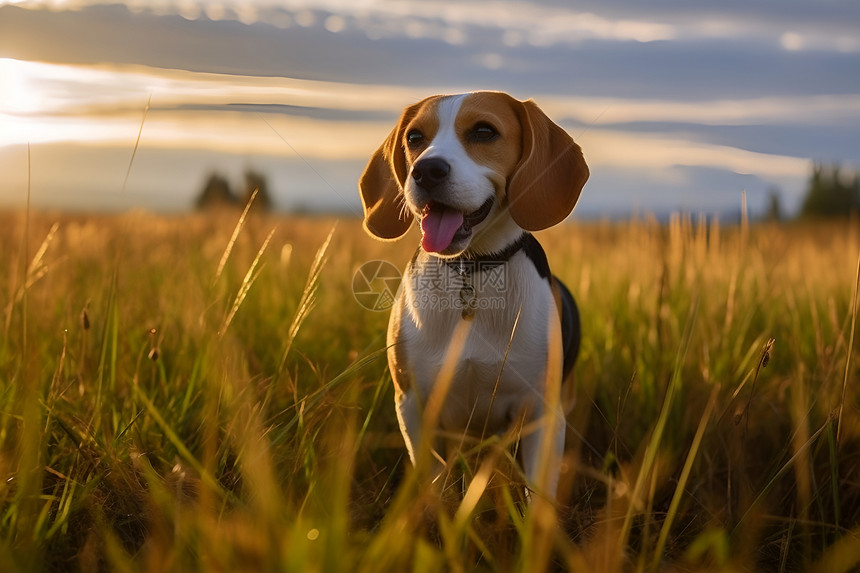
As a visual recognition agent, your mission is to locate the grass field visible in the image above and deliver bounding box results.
[1,206,859,572]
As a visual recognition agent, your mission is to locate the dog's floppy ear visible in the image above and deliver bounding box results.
[507,99,589,231]
[359,106,418,240]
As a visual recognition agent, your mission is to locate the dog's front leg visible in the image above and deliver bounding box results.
[521,313,567,500]
[394,387,447,482]
[520,403,565,500]
[393,388,422,466]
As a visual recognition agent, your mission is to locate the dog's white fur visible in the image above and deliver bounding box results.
[359,91,588,498]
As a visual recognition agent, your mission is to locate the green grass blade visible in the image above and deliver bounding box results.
[650,385,718,571]
[618,296,699,552]
[837,249,860,445]
[131,381,229,503]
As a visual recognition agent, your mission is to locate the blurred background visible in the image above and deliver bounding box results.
[1,0,858,219]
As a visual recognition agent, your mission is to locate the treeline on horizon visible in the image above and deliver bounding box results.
[796,162,860,219]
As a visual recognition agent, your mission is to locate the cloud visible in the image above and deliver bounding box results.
[2,2,859,102]
[7,0,860,54]
[580,130,808,181]
[0,58,421,117]
[547,94,860,128]
[0,58,416,155]
[3,58,844,175]
[583,121,860,166]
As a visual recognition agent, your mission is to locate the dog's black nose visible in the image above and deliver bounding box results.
[411,157,450,191]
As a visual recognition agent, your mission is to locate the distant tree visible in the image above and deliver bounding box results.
[800,163,860,218]
[765,186,783,221]
[196,173,237,210]
[241,170,273,212]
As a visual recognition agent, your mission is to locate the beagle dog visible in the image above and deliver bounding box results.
[359,91,588,499]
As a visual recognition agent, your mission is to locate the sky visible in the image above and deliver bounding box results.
[0,0,858,218]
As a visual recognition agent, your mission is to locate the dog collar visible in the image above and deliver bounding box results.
[442,232,530,276]
[437,233,529,320]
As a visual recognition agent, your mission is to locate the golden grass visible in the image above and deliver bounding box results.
[0,208,858,572]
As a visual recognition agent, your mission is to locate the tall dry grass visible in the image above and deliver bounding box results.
[0,207,858,572]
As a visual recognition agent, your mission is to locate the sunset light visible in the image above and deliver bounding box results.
[0,58,50,115]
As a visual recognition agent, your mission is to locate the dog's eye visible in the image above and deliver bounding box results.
[469,123,499,143]
[406,130,425,148]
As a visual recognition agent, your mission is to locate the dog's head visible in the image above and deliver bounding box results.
[359,91,589,256]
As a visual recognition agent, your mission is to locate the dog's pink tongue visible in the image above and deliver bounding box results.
[420,204,464,253]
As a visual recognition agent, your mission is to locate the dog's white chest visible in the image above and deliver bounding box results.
[395,252,554,434]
